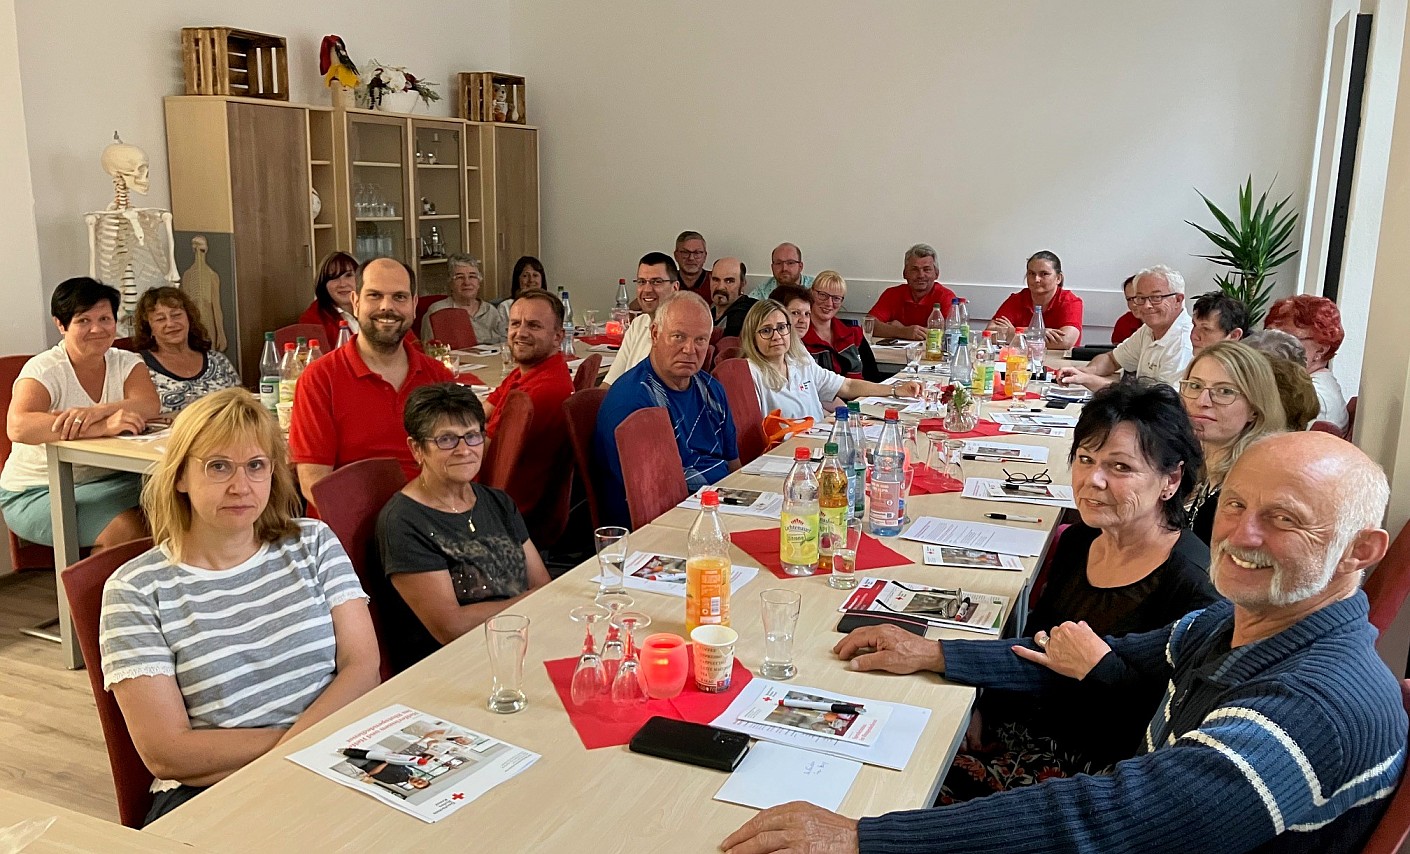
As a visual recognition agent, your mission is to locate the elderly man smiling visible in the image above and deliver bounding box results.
[722,431,1406,854]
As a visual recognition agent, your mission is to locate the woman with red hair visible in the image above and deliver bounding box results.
[1263,295,1347,431]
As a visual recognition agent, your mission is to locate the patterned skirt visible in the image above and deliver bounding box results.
[938,717,1114,805]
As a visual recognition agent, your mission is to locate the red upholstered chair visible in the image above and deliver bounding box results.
[429,309,478,350]
[563,387,607,530]
[615,407,688,529]
[1366,520,1410,639]
[478,390,533,492]
[573,353,602,391]
[111,337,137,352]
[1362,679,1410,854]
[1028,523,1071,613]
[716,345,743,365]
[413,294,442,338]
[59,537,156,828]
[310,458,407,680]
[710,358,766,466]
[1311,420,1347,439]
[712,336,741,370]
[0,354,56,577]
[274,323,328,351]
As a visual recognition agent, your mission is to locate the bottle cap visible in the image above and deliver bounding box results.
[885,408,900,420]
[284,343,295,350]
[824,442,838,455]
[700,490,720,508]
[297,337,307,345]
[264,331,274,340]
[847,401,860,411]
[794,447,811,461]
[834,406,848,419]
[311,340,321,348]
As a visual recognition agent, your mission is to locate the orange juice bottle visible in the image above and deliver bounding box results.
[686,490,731,634]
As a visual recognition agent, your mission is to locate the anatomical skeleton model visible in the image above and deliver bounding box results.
[181,235,226,350]
[84,134,178,332]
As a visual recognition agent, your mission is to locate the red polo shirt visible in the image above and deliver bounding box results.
[1111,311,1142,345]
[486,351,574,515]
[289,335,453,483]
[992,286,1085,346]
[868,282,958,328]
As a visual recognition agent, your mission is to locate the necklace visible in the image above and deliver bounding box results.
[420,476,476,533]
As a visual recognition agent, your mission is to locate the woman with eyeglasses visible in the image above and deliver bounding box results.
[740,299,922,421]
[375,382,550,671]
[1178,341,1287,544]
[986,251,1084,349]
[799,270,882,381]
[98,388,380,825]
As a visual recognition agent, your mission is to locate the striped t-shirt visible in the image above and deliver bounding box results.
[99,519,367,731]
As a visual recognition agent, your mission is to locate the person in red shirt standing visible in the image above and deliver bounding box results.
[289,258,452,510]
[484,290,574,530]
[867,244,958,340]
[988,251,1085,349]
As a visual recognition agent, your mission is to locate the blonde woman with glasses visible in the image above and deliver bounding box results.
[1178,341,1287,544]
[801,270,881,380]
[98,388,379,825]
[740,299,922,421]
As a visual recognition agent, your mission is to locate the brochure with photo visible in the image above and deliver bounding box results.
[735,685,890,747]
[596,551,758,598]
[838,577,1007,635]
[922,545,1025,571]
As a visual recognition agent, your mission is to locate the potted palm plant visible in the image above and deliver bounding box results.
[1186,177,1300,325]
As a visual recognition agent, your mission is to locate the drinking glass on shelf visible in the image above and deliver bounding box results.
[904,342,924,375]
[609,611,651,706]
[863,315,877,341]
[568,604,610,707]
[759,589,802,679]
[595,526,629,594]
[485,614,530,714]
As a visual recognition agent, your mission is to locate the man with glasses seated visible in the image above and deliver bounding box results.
[749,242,815,300]
[1056,265,1193,391]
[674,230,711,299]
[604,252,680,385]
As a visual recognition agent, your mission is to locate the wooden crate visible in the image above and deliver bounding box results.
[181,27,289,101]
[456,72,527,123]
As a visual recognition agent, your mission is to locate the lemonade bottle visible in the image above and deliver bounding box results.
[818,442,849,572]
[686,490,731,634]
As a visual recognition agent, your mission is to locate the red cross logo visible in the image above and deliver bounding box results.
[451,792,465,800]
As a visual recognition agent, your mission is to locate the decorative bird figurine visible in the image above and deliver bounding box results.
[319,35,360,90]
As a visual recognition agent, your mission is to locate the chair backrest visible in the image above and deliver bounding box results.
[111,337,137,352]
[479,390,533,491]
[0,354,55,571]
[1361,679,1410,854]
[563,387,608,530]
[615,407,689,529]
[573,353,602,391]
[274,323,328,351]
[310,458,408,680]
[0,354,31,469]
[1347,395,1358,439]
[59,537,157,828]
[710,358,766,465]
[713,336,741,369]
[716,345,743,365]
[413,294,442,339]
[429,309,478,350]
[1311,420,1347,438]
[1366,519,1410,638]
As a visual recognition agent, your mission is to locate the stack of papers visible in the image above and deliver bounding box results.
[962,477,1076,508]
[678,487,784,519]
[900,516,1047,557]
[989,411,1080,428]
[960,440,1049,463]
[838,577,1008,635]
[594,551,758,597]
[999,424,1069,437]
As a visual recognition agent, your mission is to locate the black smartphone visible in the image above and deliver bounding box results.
[1044,400,1069,410]
[876,337,902,346]
[629,717,751,771]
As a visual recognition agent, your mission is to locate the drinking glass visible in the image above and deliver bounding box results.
[759,589,802,680]
[904,342,924,375]
[862,315,877,341]
[827,516,865,590]
[943,439,966,482]
[922,380,945,413]
[594,591,634,677]
[583,309,600,336]
[609,611,651,706]
[595,526,629,594]
[500,345,515,375]
[485,614,529,713]
[568,604,610,706]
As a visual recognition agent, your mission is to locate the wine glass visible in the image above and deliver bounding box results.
[594,591,634,678]
[609,611,651,706]
[904,342,924,375]
[568,604,610,707]
[595,526,629,594]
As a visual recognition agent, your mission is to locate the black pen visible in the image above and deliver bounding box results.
[778,699,864,714]
[341,747,419,765]
[963,454,1020,462]
[985,513,1042,523]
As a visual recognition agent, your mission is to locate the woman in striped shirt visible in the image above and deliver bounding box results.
[99,388,380,825]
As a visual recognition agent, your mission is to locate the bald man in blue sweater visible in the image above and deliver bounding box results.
[722,432,1407,854]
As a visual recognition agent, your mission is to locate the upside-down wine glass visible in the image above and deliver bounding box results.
[609,611,652,706]
[594,590,634,679]
[568,604,610,706]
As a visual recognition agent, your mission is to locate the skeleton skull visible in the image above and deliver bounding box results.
[101,136,150,195]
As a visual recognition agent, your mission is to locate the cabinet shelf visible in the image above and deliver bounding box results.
[465,165,479,171]
[419,213,460,220]
[419,257,449,265]
[417,163,458,170]
[352,160,402,168]
[313,223,333,230]
[310,159,332,166]
[356,216,403,222]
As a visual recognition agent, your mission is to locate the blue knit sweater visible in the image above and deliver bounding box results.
[858,592,1406,853]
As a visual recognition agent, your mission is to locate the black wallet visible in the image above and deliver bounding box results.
[836,610,930,636]
[629,717,750,771]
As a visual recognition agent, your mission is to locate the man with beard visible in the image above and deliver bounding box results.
[749,243,815,300]
[290,258,452,507]
[482,290,574,525]
[709,257,755,338]
[723,431,1406,854]
[604,252,680,385]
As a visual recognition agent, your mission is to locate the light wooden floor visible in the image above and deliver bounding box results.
[0,570,117,822]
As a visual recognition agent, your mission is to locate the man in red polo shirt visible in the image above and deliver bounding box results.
[290,258,452,509]
[484,290,574,526]
[868,244,958,340]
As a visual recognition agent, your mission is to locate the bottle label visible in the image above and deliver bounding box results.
[686,557,730,630]
[869,483,902,529]
[259,379,278,409]
[279,378,297,404]
[779,511,820,566]
[819,506,847,559]
[925,327,944,358]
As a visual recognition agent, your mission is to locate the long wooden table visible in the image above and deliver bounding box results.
[143,414,1075,851]
[0,790,201,852]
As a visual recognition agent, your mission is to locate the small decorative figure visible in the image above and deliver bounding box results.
[320,35,360,108]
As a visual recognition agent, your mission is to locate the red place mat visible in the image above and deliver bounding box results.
[452,370,485,386]
[910,464,963,495]
[730,527,911,579]
[545,645,752,749]
[578,334,622,348]
[917,418,1001,440]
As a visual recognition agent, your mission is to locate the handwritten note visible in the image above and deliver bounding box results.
[714,742,861,812]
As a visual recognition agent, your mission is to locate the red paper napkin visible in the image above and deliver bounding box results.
[917,418,1002,440]
[453,370,485,386]
[729,527,911,579]
[909,463,963,495]
[544,645,752,749]
[578,334,622,348]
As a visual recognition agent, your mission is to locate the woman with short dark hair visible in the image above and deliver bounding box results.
[375,382,550,671]
[133,286,240,414]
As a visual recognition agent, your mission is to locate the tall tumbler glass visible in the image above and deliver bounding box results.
[486,614,530,714]
[759,589,802,680]
[595,526,629,594]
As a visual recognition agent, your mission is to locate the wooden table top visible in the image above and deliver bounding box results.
[0,791,202,852]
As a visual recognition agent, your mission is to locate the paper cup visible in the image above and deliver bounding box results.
[690,624,738,693]
[276,401,293,431]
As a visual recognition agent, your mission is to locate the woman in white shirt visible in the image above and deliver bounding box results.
[0,278,160,549]
[739,300,921,421]
[1263,295,1349,431]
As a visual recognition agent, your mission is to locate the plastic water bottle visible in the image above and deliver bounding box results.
[278,343,299,404]
[847,401,867,517]
[943,298,964,362]
[258,332,279,412]
[818,442,849,573]
[307,339,323,363]
[971,331,992,400]
[829,406,858,517]
[336,320,352,350]
[686,490,731,634]
[612,278,631,329]
[294,336,310,371]
[924,303,946,362]
[559,289,576,356]
[1027,305,1047,379]
[951,329,973,390]
[868,409,906,537]
[780,447,820,576]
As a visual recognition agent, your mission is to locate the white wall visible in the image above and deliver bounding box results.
[509,0,1330,318]
[14,0,513,321]
[0,0,46,354]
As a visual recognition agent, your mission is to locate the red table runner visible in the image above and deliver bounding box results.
[729,527,911,579]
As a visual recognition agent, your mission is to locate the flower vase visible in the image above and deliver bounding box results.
[944,400,977,433]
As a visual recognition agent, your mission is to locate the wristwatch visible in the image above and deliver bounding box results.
[890,385,900,398]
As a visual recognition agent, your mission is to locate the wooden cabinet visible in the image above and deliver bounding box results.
[485,125,540,300]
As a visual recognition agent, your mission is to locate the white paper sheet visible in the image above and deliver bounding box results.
[679,488,784,519]
[959,440,1050,463]
[900,516,1048,557]
[740,455,803,477]
[922,544,1025,571]
[999,424,1069,437]
[961,477,1076,509]
[593,552,758,598]
[989,411,1080,428]
[715,742,862,812]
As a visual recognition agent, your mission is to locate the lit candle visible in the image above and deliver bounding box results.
[639,633,688,699]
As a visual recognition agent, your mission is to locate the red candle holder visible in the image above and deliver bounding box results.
[639,633,688,699]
